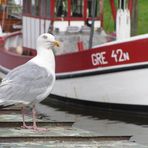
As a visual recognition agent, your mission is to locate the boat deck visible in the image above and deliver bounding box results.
[0,107,146,147]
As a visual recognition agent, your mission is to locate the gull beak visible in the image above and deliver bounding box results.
[53,40,60,47]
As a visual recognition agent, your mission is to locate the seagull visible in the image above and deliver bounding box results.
[0,33,60,131]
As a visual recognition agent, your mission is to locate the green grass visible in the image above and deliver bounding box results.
[138,0,148,34]
[103,0,148,35]
[103,0,115,33]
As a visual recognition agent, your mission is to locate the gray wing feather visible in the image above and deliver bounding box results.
[0,62,54,106]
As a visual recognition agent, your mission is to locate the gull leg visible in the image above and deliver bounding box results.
[32,104,48,131]
[21,106,26,127]
[21,105,48,131]
[21,106,33,129]
[32,104,37,128]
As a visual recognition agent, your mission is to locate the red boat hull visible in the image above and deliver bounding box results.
[0,35,148,74]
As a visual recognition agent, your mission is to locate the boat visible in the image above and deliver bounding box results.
[0,0,22,34]
[1,0,148,111]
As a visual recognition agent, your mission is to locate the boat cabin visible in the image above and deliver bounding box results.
[23,0,104,52]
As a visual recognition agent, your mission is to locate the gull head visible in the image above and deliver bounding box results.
[36,33,60,52]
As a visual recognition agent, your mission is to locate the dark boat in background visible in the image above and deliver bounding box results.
[0,0,22,33]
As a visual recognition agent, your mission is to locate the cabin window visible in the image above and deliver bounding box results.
[87,0,99,17]
[31,0,39,16]
[41,0,50,17]
[71,0,83,17]
[55,0,68,17]
[23,0,31,14]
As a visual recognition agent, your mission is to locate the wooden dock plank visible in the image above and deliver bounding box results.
[0,106,145,147]
[0,135,131,142]
[0,121,74,127]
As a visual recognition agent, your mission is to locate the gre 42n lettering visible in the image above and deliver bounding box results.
[111,49,130,63]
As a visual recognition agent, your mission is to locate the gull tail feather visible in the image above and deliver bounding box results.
[0,99,4,105]
[0,99,15,108]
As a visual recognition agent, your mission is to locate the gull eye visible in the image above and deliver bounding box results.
[42,35,48,39]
